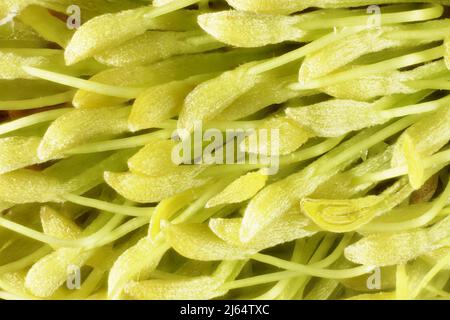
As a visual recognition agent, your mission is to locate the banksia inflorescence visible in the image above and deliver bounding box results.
[0,0,449,300]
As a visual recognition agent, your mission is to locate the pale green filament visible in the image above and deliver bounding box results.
[0,214,150,249]
[0,108,72,136]
[0,246,52,274]
[364,179,450,232]
[406,79,450,90]
[222,264,374,290]
[0,91,75,110]
[63,194,154,217]
[299,3,444,29]
[23,67,145,99]
[290,46,445,90]
[66,130,172,154]
[248,27,364,75]
[317,116,419,174]
[359,147,450,183]
[410,251,450,299]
